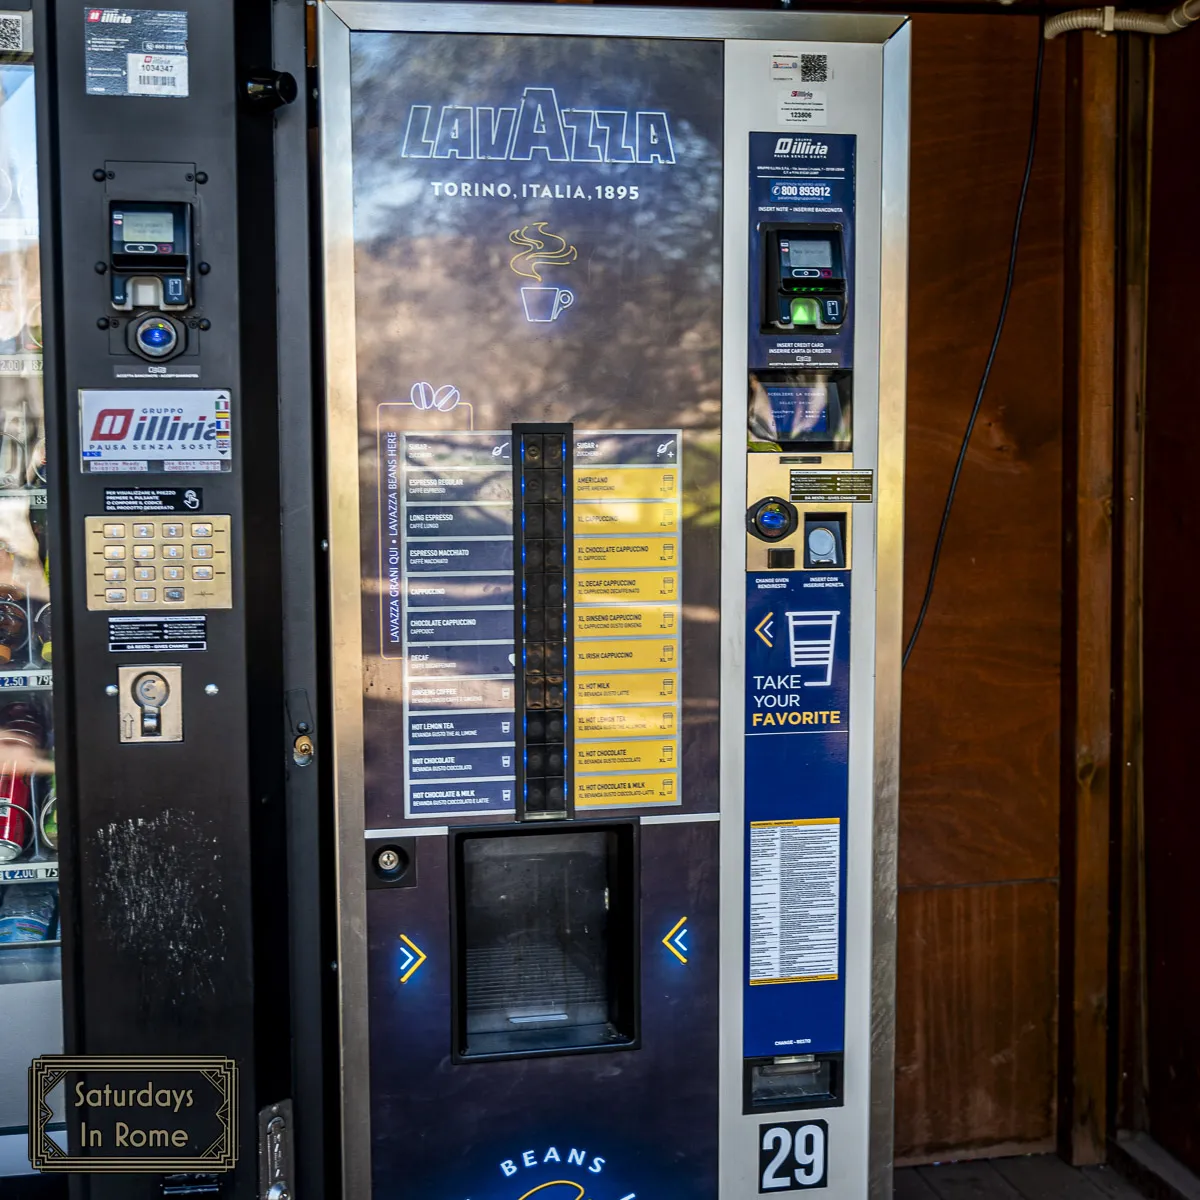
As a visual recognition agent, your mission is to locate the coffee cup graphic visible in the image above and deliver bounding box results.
[521,286,574,323]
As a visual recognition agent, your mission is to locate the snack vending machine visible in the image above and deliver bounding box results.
[0,13,63,1178]
[0,0,290,1194]
[318,5,908,1199]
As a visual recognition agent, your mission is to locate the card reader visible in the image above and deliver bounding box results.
[109,201,194,312]
[764,224,847,332]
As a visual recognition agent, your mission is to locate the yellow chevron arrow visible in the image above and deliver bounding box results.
[754,612,775,648]
[398,933,427,983]
[662,915,689,964]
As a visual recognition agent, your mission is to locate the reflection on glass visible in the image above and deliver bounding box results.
[748,370,852,451]
[0,28,64,1165]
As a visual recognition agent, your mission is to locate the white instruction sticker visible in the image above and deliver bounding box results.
[85,9,189,98]
[126,53,188,96]
[771,49,832,84]
[771,52,801,81]
[778,87,828,128]
[748,818,840,985]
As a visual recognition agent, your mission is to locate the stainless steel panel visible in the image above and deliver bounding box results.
[869,23,911,1200]
[317,8,372,1200]
[325,2,905,44]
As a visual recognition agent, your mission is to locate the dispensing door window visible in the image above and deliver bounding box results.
[452,823,638,1061]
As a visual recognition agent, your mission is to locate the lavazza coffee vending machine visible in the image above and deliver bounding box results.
[0,2,907,1198]
[319,6,908,1200]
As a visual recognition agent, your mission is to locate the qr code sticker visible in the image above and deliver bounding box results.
[0,16,23,53]
[801,54,828,83]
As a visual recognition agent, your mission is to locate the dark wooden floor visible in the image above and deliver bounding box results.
[897,1155,1149,1200]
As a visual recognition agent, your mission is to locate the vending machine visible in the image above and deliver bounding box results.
[317,5,908,1200]
[0,1,292,1196]
[0,12,64,1179]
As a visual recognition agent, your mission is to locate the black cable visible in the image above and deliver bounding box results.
[902,15,1047,670]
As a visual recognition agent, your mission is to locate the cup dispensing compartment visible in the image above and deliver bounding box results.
[451,822,639,1061]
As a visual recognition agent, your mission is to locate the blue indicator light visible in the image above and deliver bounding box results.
[141,324,173,348]
[757,505,790,535]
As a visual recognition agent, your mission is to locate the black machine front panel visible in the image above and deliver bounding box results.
[41,0,285,1194]
[349,29,723,1200]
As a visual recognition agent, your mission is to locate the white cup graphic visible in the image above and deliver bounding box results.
[521,285,574,323]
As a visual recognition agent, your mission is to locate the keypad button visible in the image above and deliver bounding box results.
[191,544,213,560]
[103,545,126,560]
[162,524,183,539]
[132,523,154,539]
[133,588,156,603]
[191,566,213,580]
[190,523,213,538]
[162,545,184,560]
[164,587,185,603]
[133,567,156,582]
[162,566,185,581]
[104,588,127,603]
[104,566,126,582]
[102,523,125,539]
[133,545,155,560]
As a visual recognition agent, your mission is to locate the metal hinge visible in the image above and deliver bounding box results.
[258,1099,295,1200]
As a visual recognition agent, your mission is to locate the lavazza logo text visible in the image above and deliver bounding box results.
[775,136,830,158]
[87,10,133,23]
[401,87,675,164]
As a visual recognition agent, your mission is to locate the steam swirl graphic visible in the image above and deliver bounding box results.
[509,222,578,281]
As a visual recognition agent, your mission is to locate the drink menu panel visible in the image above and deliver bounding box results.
[573,431,681,809]
[382,428,516,819]
[377,420,683,820]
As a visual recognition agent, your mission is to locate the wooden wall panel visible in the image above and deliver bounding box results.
[897,14,1066,1160]
[901,14,1065,889]
[895,883,1059,1161]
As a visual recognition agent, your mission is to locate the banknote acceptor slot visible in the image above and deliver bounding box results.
[110,201,193,312]
[765,224,846,332]
[452,823,639,1061]
[109,201,194,363]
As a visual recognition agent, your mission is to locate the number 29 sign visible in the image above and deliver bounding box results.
[759,1119,828,1191]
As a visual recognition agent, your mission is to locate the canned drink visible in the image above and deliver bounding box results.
[33,602,49,664]
[37,790,55,851]
[0,790,29,862]
[0,706,43,862]
[0,588,27,664]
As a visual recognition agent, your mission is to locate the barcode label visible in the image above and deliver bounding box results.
[125,52,188,97]
[0,15,23,52]
[801,54,828,83]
